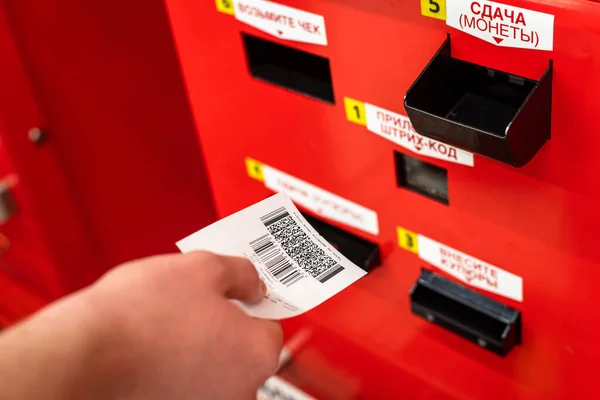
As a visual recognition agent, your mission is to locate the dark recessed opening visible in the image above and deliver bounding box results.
[242,33,335,103]
[301,212,380,273]
[395,152,448,205]
[411,281,507,339]
[410,269,522,356]
[442,64,535,137]
[406,50,536,138]
[404,36,552,167]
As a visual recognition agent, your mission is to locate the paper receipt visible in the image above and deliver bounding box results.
[258,376,317,400]
[176,192,366,319]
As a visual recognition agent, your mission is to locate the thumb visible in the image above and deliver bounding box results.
[210,254,267,303]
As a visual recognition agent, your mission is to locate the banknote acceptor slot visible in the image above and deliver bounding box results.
[301,213,380,273]
[404,35,552,167]
[410,269,521,356]
[242,33,335,103]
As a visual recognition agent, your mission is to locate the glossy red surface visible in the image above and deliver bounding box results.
[0,7,89,298]
[0,0,216,301]
[165,0,600,398]
[0,270,47,328]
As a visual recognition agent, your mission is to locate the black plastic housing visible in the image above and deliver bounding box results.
[410,269,521,356]
[301,213,380,272]
[404,36,552,167]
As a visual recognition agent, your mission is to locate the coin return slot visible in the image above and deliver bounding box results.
[242,33,335,103]
[410,269,522,356]
[395,152,448,205]
[440,67,534,137]
[301,213,380,273]
[404,35,552,167]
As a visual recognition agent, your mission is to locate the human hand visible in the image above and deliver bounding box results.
[0,251,283,400]
[89,251,284,400]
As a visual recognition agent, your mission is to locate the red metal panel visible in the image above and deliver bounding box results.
[279,318,466,400]
[165,0,600,398]
[0,0,217,299]
[0,271,47,328]
[0,5,93,298]
[0,130,60,299]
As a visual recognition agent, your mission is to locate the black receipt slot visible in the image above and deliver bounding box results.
[404,35,553,167]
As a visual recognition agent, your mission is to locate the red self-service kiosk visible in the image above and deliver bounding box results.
[164,0,600,398]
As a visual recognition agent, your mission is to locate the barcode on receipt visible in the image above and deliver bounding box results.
[249,207,345,287]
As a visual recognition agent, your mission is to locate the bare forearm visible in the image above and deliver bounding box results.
[0,289,134,400]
